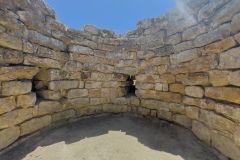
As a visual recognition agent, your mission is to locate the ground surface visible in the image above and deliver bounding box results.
[0,114,219,160]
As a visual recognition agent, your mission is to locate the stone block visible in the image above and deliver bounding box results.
[234,126,240,147]
[215,103,240,122]
[235,32,240,43]
[85,82,102,89]
[0,96,16,115]
[135,74,160,82]
[17,92,36,108]
[147,56,169,66]
[2,81,32,96]
[68,44,93,54]
[112,97,127,105]
[219,47,240,69]
[0,32,22,51]
[63,61,83,72]
[130,96,140,106]
[115,67,139,76]
[160,74,175,84]
[141,99,169,110]
[158,92,182,103]
[67,89,88,99]
[158,65,167,74]
[48,80,79,90]
[228,70,240,86]
[185,106,199,119]
[35,69,68,81]
[209,70,230,87]
[173,41,193,53]
[169,103,185,114]
[52,109,75,122]
[170,49,201,64]
[205,87,240,104]
[200,99,216,110]
[138,107,150,116]
[192,120,211,146]
[172,114,192,128]
[70,98,89,108]
[38,100,61,116]
[20,115,52,136]
[90,98,109,106]
[135,82,154,90]
[183,96,201,107]
[157,110,172,121]
[164,33,182,45]
[155,83,168,91]
[170,84,185,94]
[0,48,23,65]
[96,64,114,74]
[176,73,209,86]
[83,25,99,35]
[37,90,62,100]
[185,86,204,98]
[211,133,240,160]
[145,66,158,75]
[137,51,155,60]
[0,126,20,150]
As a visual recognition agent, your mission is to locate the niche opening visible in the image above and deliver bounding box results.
[126,75,136,96]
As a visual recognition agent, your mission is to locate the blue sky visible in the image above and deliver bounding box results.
[44,0,176,34]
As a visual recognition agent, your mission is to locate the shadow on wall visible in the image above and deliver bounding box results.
[0,114,219,160]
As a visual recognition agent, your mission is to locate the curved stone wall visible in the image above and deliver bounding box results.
[0,0,240,159]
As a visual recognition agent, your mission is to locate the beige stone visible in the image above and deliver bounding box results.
[169,103,185,114]
[215,103,240,122]
[158,92,182,103]
[17,92,36,108]
[185,106,199,119]
[157,110,172,121]
[172,114,192,128]
[37,90,62,100]
[130,96,140,106]
[0,126,20,150]
[68,44,93,54]
[63,61,83,72]
[0,32,22,51]
[145,66,158,75]
[141,99,169,110]
[176,73,209,86]
[70,98,89,108]
[112,97,127,105]
[158,65,167,74]
[160,74,175,84]
[52,109,75,122]
[35,69,68,81]
[219,47,240,69]
[83,25,99,35]
[137,51,155,60]
[155,83,168,91]
[185,86,204,98]
[209,70,230,87]
[200,99,216,110]
[212,133,240,160]
[38,100,61,116]
[90,98,110,106]
[20,115,52,136]
[169,84,185,94]
[138,107,150,116]
[170,49,200,64]
[67,89,88,99]
[2,81,32,96]
[135,82,154,90]
[205,87,240,104]
[48,80,79,90]
[235,32,240,43]
[0,48,23,65]
[147,56,169,66]
[85,82,102,89]
[228,70,240,86]
[135,74,159,82]
[183,96,200,107]
[192,120,211,146]
[0,96,16,115]
[234,126,240,147]
[164,33,182,45]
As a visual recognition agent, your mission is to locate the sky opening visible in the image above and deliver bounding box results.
[44,0,176,34]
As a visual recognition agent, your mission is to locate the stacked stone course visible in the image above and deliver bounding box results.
[0,0,240,159]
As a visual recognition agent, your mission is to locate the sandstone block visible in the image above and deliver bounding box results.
[17,92,36,108]
[228,70,240,86]
[160,74,175,84]
[205,87,240,104]
[172,114,192,128]
[115,67,139,76]
[158,92,182,103]
[0,32,22,51]
[158,65,167,74]
[67,89,88,99]
[164,33,182,45]
[48,80,79,90]
[209,70,230,87]
[135,74,159,82]
[170,49,201,64]
[170,84,185,94]
[85,82,102,89]
[173,41,193,53]
[135,82,154,90]
[46,16,66,32]
[232,13,240,34]
[130,96,140,106]
[38,100,60,116]
[83,25,99,35]
[68,44,93,55]
[138,107,150,116]
[183,96,201,107]
[37,90,62,100]
[63,61,83,72]
[185,106,199,119]
[112,97,127,105]
[0,96,16,115]
[70,98,89,108]
[185,86,204,98]
[235,32,240,43]
[212,133,240,160]
[200,99,216,110]
[96,64,114,74]
[145,66,158,75]
[215,103,240,122]
[20,115,52,136]
[234,126,240,147]
[192,120,211,146]
[0,126,20,150]
[169,103,185,114]
[52,109,75,122]
[219,47,240,69]
[90,98,109,106]
[155,83,168,91]
[157,110,172,121]
[156,45,174,56]
[2,81,32,96]
[141,99,169,110]
[0,48,23,65]
[147,56,169,66]
[137,51,155,60]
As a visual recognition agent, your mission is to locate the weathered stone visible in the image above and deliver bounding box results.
[2,81,32,96]
[137,51,155,60]
[212,133,240,160]
[185,106,199,119]
[158,65,167,74]
[38,100,60,116]
[85,82,102,89]
[172,114,192,128]
[194,23,231,47]
[209,70,230,87]
[0,96,16,115]
[192,120,211,146]
[215,103,240,122]
[200,99,216,110]
[35,69,68,81]
[176,73,209,86]
[160,74,175,84]
[201,37,237,55]
[211,0,240,28]
[0,126,20,150]
[0,48,23,65]
[90,98,110,106]
[169,103,185,114]
[28,30,67,51]
[170,84,185,94]
[137,18,153,29]
[96,64,114,74]
[164,33,182,45]
[147,56,169,66]
[70,98,89,108]
[156,45,174,56]
[0,108,34,129]
[17,92,36,108]
[157,92,182,103]
[135,74,160,82]
[37,90,62,100]
[145,66,158,75]
[24,55,62,69]
[141,99,169,110]
[46,16,66,32]
[234,126,240,147]
[228,70,240,86]
[62,61,83,72]
[20,115,52,136]
[83,25,99,35]
[0,32,22,51]
[157,110,172,121]
[170,49,201,64]
[235,32,240,43]
[138,107,151,116]
[0,66,39,81]
[231,13,240,34]
[67,89,88,99]
[205,87,240,104]
[183,96,200,107]
[68,45,93,55]
[155,83,168,91]
[173,41,193,53]
[185,86,204,98]
[199,109,235,133]
[219,47,240,69]
[130,96,140,106]
[48,80,79,90]
[52,109,75,122]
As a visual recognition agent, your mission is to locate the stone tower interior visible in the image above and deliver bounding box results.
[0,0,240,159]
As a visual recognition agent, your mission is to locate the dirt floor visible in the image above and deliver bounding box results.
[0,114,221,160]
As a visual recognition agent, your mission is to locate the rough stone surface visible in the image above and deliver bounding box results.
[0,96,16,115]
[192,120,211,146]
[0,126,20,150]
[1,81,32,96]
[185,86,204,98]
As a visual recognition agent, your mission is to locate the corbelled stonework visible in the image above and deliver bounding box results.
[0,0,240,159]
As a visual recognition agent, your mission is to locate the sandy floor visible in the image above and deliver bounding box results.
[0,114,220,160]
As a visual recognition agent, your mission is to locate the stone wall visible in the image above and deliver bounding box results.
[0,0,240,159]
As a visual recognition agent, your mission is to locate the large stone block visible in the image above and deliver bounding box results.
[37,100,61,116]
[185,106,199,119]
[192,120,211,146]
[176,73,209,86]
[231,13,240,34]
[0,66,39,81]
[135,74,160,82]
[67,89,88,99]
[138,107,150,116]
[183,96,200,107]
[20,115,52,136]
[154,83,168,91]
[157,110,172,121]
[0,96,16,115]
[141,99,169,110]
[157,92,182,103]
[137,51,155,60]
[115,67,139,76]
[147,56,170,66]
[160,74,175,84]
[169,103,185,114]
[0,32,22,51]
[172,114,192,128]
[85,82,102,89]
[0,126,20,150]
[170,48,201,64]
[68,44,93,54]
[228,70,240,87]
[169,84,185,94]
[219,47,240,69]
[1,81,32,96]
[234,126,240,147]
[90,98,110,106]
[209,70,230,87]
[205,87,240,104]
[37,90,62,100]
[70,98,89,108]
[35,69,68,81]
[0,48,23,65]
[63,61,83,72]
[135,82,154,90]
[212,133,240,160]
[215,103,240,122]
[185,86,204,98]
[52,109,75,122]
[48,80,79,90]
[17,92,36,108]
